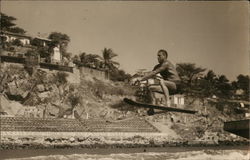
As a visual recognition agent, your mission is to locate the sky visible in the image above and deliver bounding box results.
[1,1,249,81]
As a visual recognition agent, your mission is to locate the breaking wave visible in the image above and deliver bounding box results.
[5,150,249,160]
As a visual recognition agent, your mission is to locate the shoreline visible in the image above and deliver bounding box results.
[1,131,249,151]
[1,145,249,159]
[1,138,249,150]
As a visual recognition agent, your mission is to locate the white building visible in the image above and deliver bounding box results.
[51,45,62,63]
[0,31,31,45]
[33,36,51,47]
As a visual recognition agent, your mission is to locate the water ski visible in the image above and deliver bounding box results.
[123,98,197,115]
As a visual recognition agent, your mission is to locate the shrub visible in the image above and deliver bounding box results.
[55,72,68,85]
[68,94,81,107]
[12,39,23,46]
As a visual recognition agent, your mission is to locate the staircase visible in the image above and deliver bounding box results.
[0,117,159,133]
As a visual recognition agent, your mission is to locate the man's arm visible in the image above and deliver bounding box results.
[141,63,168,81]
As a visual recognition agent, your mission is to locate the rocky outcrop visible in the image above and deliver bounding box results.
[0,64,136,120]
[0,94,24,115]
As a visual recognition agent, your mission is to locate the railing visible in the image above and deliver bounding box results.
[0,55,73,73]
[0,55,25,64]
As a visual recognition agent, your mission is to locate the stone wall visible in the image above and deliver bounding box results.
[79,66,109,80]
[66,68,80,84]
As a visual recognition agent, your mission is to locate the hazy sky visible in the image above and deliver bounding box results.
[2,1,249,80]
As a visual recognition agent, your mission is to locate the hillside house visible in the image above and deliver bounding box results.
[32,36,63,64]
[0,31,31,46]
[33,36,51,47]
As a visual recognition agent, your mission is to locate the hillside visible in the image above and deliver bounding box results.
[0,63,248,143]
[0,63,136,119]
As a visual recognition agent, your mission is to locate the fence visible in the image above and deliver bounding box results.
[0,55,73,73]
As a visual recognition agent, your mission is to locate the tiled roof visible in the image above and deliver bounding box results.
[0,30,52,42]
[34,36,51,42]
[0,30,32,39]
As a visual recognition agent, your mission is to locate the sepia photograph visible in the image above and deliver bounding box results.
[0,0,249,159]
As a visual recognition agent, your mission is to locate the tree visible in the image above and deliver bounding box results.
[24,50,39,75]
[1,13,16,30]
[204,70,217,81]
[232,74,249,100]
[215,75,232,98]
[236,74,249,91]
[48,32,70,43]
[0,13,26,34]
[199,70,218,98]
[37,46,50,59]
[55,72,68,85]
[12,39,23,46]
[8,27,26,34]
[102,48,120,71]
[48,32,70,58]
[79,52,87,63]
[72,55,81,66]
[110,69,131,82]
[78,52,102,68]
[176,63,206,94]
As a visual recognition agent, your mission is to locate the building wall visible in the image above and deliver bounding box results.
[19,38,30,45]
[51,46,61,63]
[2,34,30,45]
[79,66,108,80]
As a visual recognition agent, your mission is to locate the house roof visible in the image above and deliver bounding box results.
[34,36,51,42]
[1,31,52,42]
[0,30,32,39]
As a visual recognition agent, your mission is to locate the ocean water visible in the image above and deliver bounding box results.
[2,149,250,160]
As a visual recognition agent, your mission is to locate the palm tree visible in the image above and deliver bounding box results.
[79,52,87,63]
[102,48,120,71]
[204,70,217,82]
[79,52,102,68]
[176,63,206,94]
[199,70,218,98]
[232,74,250,100]
[215,75,232,98]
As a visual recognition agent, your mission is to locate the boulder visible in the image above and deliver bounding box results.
[58,85,64,96]
[22,92,40,106]
[38,91,50,99]
[0,94,24,116]
[46,103,60,117]
[36,84,45,92]
[21,91,29,99]
[6,83,27,101]
[69,137,75,143]
[50,84,59,93]
[15,79,26,88]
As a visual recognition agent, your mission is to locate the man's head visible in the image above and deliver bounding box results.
[157,49,168,64]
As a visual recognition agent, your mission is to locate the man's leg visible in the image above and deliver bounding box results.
[160,80,170,106]
[162,81,177,106]
[148,85,161,105]
[148,81,177,106]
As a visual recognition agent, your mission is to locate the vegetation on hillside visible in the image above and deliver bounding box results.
[72,48,131,82]
[1,12,248,120]
[1,13,131,82]
[176,63,249,101]
[0,12,26,34]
